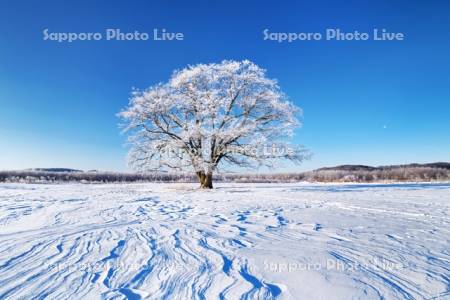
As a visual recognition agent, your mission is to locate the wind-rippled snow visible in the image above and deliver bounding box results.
[0,183,449,299]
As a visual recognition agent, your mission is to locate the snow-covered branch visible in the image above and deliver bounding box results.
[119,60,308,187]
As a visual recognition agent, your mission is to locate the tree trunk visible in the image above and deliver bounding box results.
[197,171,213,189]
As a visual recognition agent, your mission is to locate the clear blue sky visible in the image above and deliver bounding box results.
[0,0,449,171]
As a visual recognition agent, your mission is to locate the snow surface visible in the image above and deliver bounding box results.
[0,182,449,299]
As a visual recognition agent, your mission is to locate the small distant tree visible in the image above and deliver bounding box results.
[119,60,308,188]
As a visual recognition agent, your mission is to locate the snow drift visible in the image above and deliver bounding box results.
[0,183,449,299]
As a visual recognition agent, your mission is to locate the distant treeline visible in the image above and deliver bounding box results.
[1,163,449,183]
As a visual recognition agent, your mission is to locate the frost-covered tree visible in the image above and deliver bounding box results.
[119,60,307,188]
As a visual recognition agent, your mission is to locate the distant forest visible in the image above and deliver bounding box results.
[1,163,449,184]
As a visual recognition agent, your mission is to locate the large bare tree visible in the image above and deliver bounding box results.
[119,60,307,188]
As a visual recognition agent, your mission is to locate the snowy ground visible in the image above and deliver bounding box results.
[0,183,449,300]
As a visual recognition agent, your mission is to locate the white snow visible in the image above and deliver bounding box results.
[0,182,449,299]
